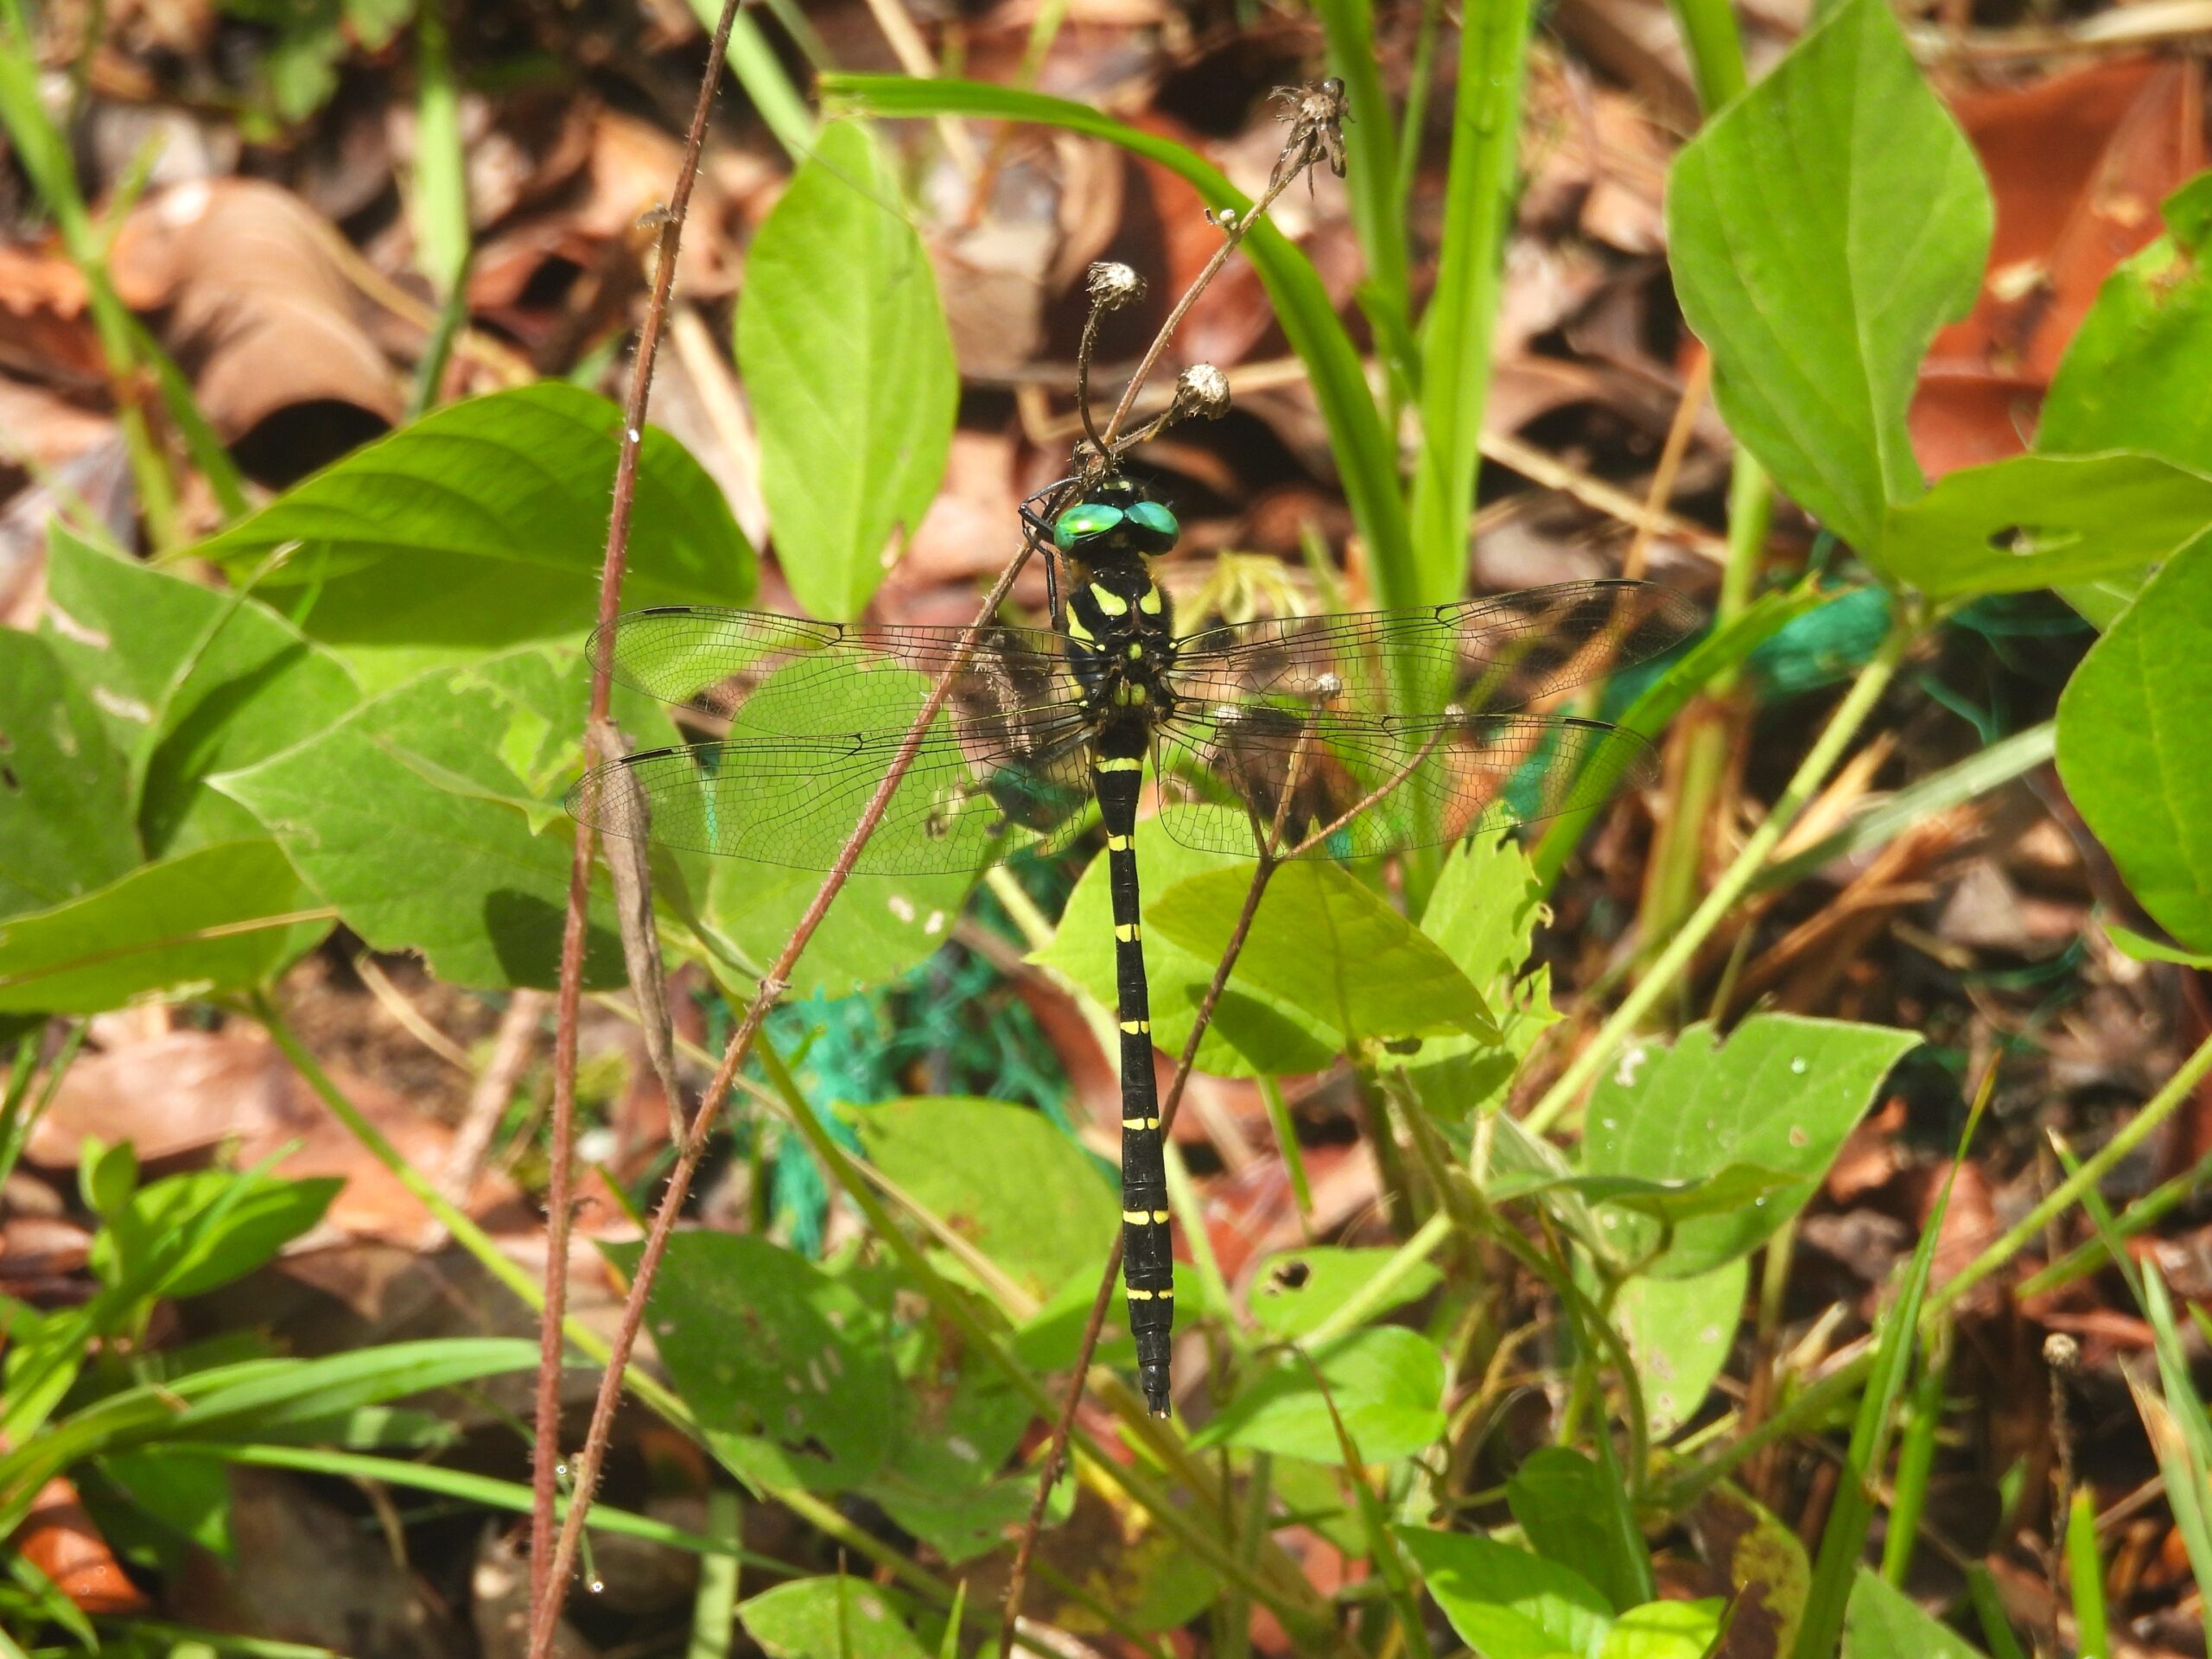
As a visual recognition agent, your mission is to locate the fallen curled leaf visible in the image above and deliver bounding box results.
[0,244,105,385]
[1913,57,2206,474]
[110,179,403,474]
[31,1027,524,1245]
[13,1476,150,1616]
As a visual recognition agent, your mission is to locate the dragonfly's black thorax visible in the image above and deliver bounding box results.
[1063,556,1178,735]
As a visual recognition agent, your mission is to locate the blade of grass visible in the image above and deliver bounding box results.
[409,3,470,415]
[1315,0,1410,404]
[1965,1564,2029,1659]
[689,0,815,160]
[1790,1073,1991,1659]
[2063,1489,2107,1658]
[819,74,1407,597]
[1878,1347,1947,1585]
[1406,0,1532,608]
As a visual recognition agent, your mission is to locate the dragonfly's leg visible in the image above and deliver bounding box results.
[1093,721,1174,1417]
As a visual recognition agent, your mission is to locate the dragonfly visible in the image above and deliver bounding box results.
[568,476,1700,1416]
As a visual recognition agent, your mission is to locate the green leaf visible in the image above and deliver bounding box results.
[174,1338,540,1438]
[1245,1246,1442,1341]
[82,1137,138,1220]
[1489,1163,1801,1228]
[1666,0,1991,551]
[2056,538,2212,952]
[1508,1447,1649,1613]
[850,1096,1116,1303]
[1583,1014,1919,1276]
[0,630,139,919]
[1873,453,2212,600]
[1030,812,1335,1078]
[704,860,975,1001]
[1197,1326,1445,1464]
[2102,918,2212,969]
[1617,1258,1746,1440]
[861,1364,1033,1567]
[608,1233,900,1493]
[1152,861,1497,1047]
[1598,1601,1728,1659]
[92,1169,340,1300]
[740,1578,931,1659]
[213,646,638,989]
[96,1447,232,1556]
[2039,172,2212,625]
[819,73,1408,605]
[41,527,362,855]
[1843,1568,1986,1659]
[736,121,956,621]
[191,384,753,689]
[1410,834,1558,1116]
[0,841,327,1014]
[1395,1527,1614,1659]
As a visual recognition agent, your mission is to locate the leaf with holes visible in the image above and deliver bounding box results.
[609,1234,901,1494]
[1246,1246,1443,1341]
[1876,452,2212,601]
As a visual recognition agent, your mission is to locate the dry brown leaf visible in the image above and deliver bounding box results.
[13,1477,149,1616]
[1913,57,2206,473]
[110,179,403,466]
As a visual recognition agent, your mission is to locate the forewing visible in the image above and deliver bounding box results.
[1166,580,1700,717]
[591,606,1081,742]
[569,709,1099,876]
[1153,708,1660,860]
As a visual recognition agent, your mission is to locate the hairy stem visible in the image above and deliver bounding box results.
[530,0,745,1624]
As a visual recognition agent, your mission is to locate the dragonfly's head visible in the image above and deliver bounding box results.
[1052,479,1179,560]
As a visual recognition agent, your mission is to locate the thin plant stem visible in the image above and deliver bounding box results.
[530,0,746,1624]
[1522,609,1916,1135]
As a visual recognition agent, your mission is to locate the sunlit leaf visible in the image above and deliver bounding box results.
[2056,537,2212,952]
[1668,0,1990,551]
[736,120,956,621]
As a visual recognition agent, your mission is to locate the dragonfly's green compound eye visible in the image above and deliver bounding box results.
[1054,502,1125,553]
[1125,499,1179,546]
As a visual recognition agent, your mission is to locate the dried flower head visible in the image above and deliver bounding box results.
[1086,261,1146,310]
[1172,363,1231,423]
[2043,1332,2082,1372]
[1269,76,1350,192]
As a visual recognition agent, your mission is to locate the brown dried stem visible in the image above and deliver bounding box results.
[528,0,744,1633]
[527,549,1042,1659]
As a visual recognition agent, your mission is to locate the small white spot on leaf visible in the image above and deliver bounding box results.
[887,894,916,923]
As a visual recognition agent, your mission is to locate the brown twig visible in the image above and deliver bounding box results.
[436,988,548,1225]
[529,0,744,1631]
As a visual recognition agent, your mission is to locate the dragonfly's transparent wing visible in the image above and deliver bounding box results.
[569,714,1098,876]
[591,607,1082,742]
[1166,580,1699,717]
[1153,708,1660,860]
